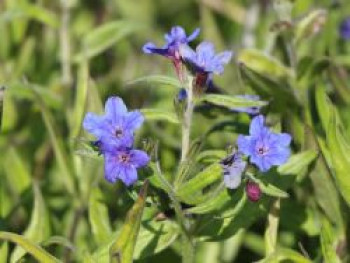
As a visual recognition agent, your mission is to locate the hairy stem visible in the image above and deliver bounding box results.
[180,76,194,162]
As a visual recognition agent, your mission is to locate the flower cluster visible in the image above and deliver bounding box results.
[83,97,150,186]
[143,26,232,90]
[222,115,291,200]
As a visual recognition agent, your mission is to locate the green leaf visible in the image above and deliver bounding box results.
[305,126,343,228]
[134,220,179,259]
[249,175,289,198]
[199,94,267,109]
[238,49,293,80]
[239,66,299,111]
[277,150,318,175]
[272,0,294,22]
[258,248,312,263]
[320,217,341,263]
[75,21,143,62]
[125,75,182,89]
[7,82,62,110]
[294,9,327,45]
[0,232,60,263]
[109,181,149,263]
[141,109,179,124]
[71,59,89,139]
[41,236,75,252]
[326,109,350,206]
[314,85,332,132]
[176,163,222,204]
[196,150,226,163]
[4,147,31,195]
[0,242,8,263]
[35,89,75,194]
[10,183,51,262]
[89,188,112,245]
[19,3,59,28]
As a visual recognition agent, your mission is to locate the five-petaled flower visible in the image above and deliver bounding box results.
[83,97,144,152]
[180,41,232,75]
[237,115,291,172]
[83,96,150,186]
[143,26,200,80]
[104,148,150,185]
[221,152,247,189]
[143,26,200,60]
[180,41,232,91]
[339,17,350,40]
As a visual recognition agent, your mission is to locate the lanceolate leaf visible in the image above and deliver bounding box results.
[326,109,350,206]
[141,108,180,124]
[0,232,60,263]
[238,49,293,80]
[88,188,112,245]
[176,163,222,204]
[126,75,182,89]
[258,248,312,263]
[199,94,267,109]
[134,221,180,259]
[75,21,143,61]
[10,183,51,262]
[320,217,341,263]
[277,150,318,175]
[109,181,149,263]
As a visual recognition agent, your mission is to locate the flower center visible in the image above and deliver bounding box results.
[115,128,123,138]
[257,146,268,156]
[118,152,130,164]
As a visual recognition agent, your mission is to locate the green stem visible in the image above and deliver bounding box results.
[264,198,280,256]
[180,76,194,162]
[60,0,72,87]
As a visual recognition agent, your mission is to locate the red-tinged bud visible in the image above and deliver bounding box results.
[246,181,262,202]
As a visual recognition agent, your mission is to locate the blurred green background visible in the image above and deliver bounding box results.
[1,0,350,262]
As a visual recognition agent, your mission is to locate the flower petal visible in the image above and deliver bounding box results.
[124,111,144,131]
[187,28,200,42]
[83,113,106,138]
[249,115,265,136]
[104,97,127,123]
[215,51,233,65]
[224,172,242,189]
[130,150,150,168]
[169,26,186,41]
[142,42,157,54]
[118,165,138,186]
[267,148,291,166]
[237,135,253,156]
[104,154,119,183]
[179,44,196,61]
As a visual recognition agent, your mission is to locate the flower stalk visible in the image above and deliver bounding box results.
[180,75,194,163]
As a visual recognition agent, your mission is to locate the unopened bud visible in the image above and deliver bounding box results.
[246,181,262,202]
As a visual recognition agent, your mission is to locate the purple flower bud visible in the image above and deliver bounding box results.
[246,181,262,202]
[340,18,350,40]
[177,88,187,101]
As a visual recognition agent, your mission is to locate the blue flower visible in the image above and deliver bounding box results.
[237,115,291,172]
[83,97,144,152]
[143,26,200,60]
[221,152,247,189]
[104,148,150,185]
[180,41,232,75]
[231,95,262,115]
[339,18,350,40]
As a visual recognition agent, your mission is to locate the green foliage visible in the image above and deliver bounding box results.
[1,0,350,262]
